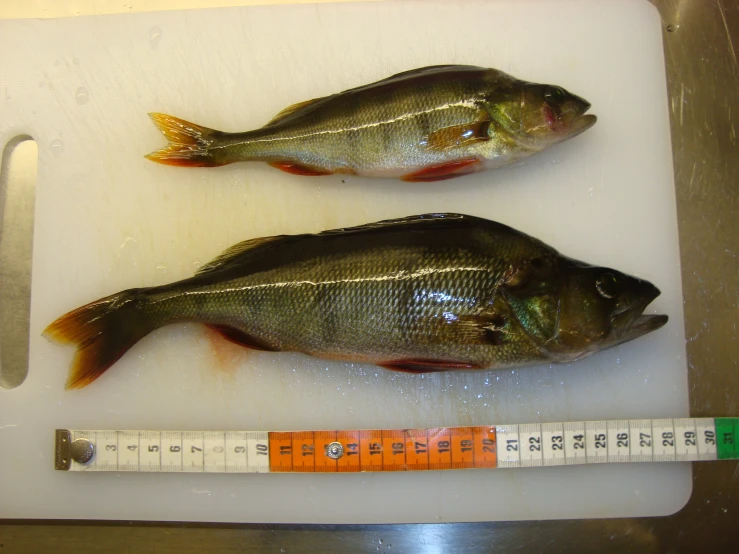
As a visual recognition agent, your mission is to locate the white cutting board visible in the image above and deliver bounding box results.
[0,0,688,523]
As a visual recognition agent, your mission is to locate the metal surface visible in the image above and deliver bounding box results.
[0,138,34,390]
[69,439,95,465]
[54,430,72,471]
[326,442,344,460]
[1,0,738,551]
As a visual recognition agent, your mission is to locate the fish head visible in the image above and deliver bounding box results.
[543,260,667,361]
[500,255,666,363]
[512,83,597,148]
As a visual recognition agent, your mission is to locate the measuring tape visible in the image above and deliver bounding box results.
[55,417,738,473]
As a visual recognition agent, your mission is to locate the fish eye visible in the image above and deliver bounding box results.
[595,272,620,299]
[544,86,566,104]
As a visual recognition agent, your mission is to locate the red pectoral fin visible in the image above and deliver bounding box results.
[205,324,277,352]
[379,359,481,374]
[268,161,333,176]
[401,158,482,182]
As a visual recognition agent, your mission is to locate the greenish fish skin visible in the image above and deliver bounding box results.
[44,214,665,389]
[146,65,597,180]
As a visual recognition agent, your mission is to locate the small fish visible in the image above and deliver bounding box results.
[145,65,596,182]
[45,214,664,390]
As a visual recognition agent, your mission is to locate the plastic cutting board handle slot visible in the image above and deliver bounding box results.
[0,137,37,390]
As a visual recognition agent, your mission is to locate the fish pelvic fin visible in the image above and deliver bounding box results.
[146,113,229,167]
[43,289,155,389]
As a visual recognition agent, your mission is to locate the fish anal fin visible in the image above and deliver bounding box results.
[402,158,482,182]
[379,359,481,373]
[425,121,491,151]
[205,324,277,352]
[268,161,333,176]
[265,97,324,126]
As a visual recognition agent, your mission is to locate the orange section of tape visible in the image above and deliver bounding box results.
[268,426,498,472]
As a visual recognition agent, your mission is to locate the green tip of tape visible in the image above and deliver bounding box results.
[715,418,738,460]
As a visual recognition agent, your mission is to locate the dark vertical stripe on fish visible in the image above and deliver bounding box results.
[316,282,339,348]
[416,111,432,142]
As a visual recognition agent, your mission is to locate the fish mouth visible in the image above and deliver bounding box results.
[606,313,668,350]
[610,277,668,347]
[564,94,597,136]
[629,313,669,335]
[606,277,667,347]
[569,113,597,136]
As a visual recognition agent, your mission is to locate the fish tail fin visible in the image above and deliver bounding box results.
[43,289,156,389]
[146,113,230,167]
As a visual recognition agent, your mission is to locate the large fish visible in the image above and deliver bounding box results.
[45,214,665,390]
[145,65,596,182]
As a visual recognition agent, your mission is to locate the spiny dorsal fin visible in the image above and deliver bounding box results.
[197,215,473,275]
[265,97,324,126]
[336,66,490,96]
[370,64,486,83]
[196,235,284,274]
[316,213,473,237]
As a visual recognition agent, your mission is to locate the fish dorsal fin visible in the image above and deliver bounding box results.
[265,97,325,126]
[196,235,284,274]
[316,213,475,237]
[264,67,491,126]
[337,66,490,96]
[196,215,476,275]
[374,65,485,84]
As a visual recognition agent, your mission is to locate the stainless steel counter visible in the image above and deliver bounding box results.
[2,0,738,551]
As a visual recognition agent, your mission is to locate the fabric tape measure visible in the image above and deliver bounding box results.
[55,417,738,473]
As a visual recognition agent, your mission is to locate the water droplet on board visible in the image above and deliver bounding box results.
[150,26,162,49]
[75,87,89,105]
[50,139,64,156]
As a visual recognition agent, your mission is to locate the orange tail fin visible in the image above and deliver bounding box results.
[43,290,155,389]
[145,113,229,167]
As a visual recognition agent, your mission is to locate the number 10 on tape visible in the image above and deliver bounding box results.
[55,418,738,473]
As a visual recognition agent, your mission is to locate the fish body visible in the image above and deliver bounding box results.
[146,66,597,181]
[46,214,665,389]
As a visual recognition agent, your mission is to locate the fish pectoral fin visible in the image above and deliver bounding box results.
[401,158,482,182]
[424,120,491,151]
[268,161,334,176]
[379,359,481,374]
[452,313,507,346]
[205,324,278,352]
[264,97,325,126]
